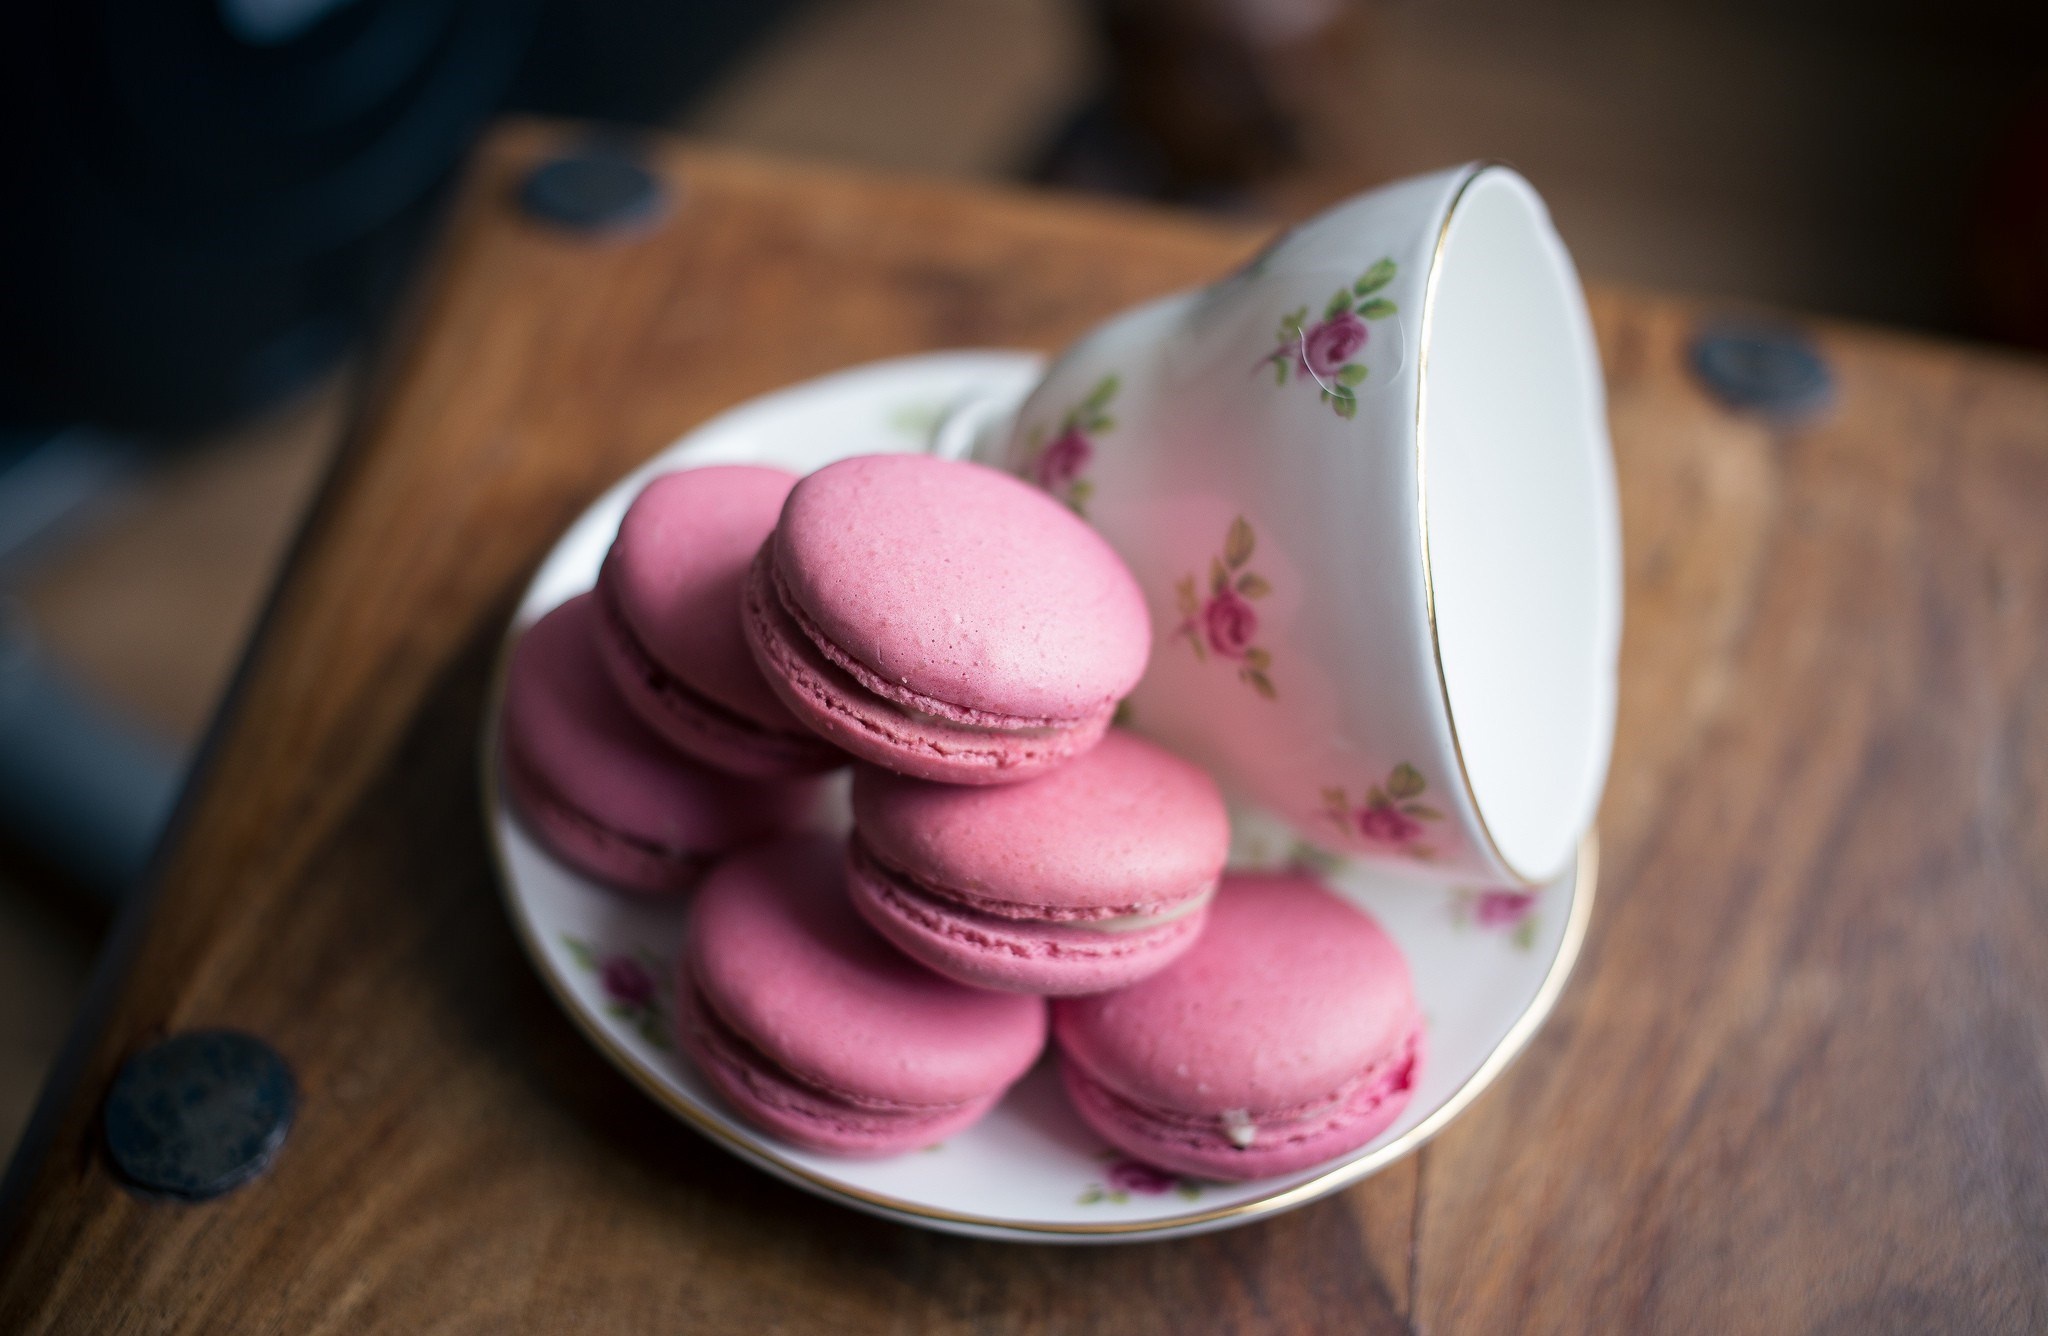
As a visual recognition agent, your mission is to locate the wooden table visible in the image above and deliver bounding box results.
[3,120,2045,1334]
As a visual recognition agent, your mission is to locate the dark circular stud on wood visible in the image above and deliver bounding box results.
[517,146,668,235]
[102,1030,296,1201]
[1690,322,1835,420]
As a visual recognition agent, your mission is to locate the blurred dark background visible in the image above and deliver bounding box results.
[1,0,2044,1156]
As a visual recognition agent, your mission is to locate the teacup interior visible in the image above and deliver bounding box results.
[1421,169,1619,883]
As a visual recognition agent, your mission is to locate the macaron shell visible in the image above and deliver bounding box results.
[846,840,1209,995]
[743,543,1111,784]
[1051,874,1419,1115]
[686,836,1048,1108]
[604,466,805,729]
[851,731,1229,915]
[501,594,819,887]
[773,454,1151,723]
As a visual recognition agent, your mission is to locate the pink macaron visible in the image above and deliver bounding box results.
[596,467,844,779]
[678,835,1048,1156]
[742,454,1151,785]
[1054,873,1423,1181]
[846,730,1229,995]
[501,594,821,895]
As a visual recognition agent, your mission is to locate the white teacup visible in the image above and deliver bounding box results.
[971,164,1620,888]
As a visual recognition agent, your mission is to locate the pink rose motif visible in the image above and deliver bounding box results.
[1105,1159,1179,1195]
[1356,802,1424,847]
[1202,588,1258,660]
[600,955,657,1009]
[1036,426,1093,489]
[1475,890,1536,928]
[1299,312,1368,381]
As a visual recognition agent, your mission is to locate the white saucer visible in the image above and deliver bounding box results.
[482,350,1595,1243]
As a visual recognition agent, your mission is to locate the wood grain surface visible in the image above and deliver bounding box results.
[2,120,2045,1334]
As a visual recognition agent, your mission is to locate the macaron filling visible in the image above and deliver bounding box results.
[1061,1019,1422,1161]
[594,567,841,767]
[848,833,1215,934]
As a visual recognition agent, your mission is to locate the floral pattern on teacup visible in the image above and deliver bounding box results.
[1323,763,1443,861]
[563,935,672,1050]
[1260,257,1400,420]
[1078,1153,1206,1205]
[1173,515,1276,699]
[1453,888,1541,950]
[1019,374,1118,515]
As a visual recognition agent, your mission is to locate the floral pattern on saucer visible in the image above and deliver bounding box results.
[563,935,672,1050]
[1260,257,1399,420]
[1453,888,1541,950]
[1323,762,1443,861]
[1020,374,1118,515]
[1078,1154,1207,1205]
[1174,515,1276,699]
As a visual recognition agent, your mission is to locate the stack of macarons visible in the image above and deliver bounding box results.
[504,452,1422,1179]
[500,466,839,895]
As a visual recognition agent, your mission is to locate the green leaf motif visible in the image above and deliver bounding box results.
[1176,575,1199,619]
[1210,557,1229,596]
[1401,802,1443,821]
[1324,288,1352,320]
[561,935,597,970]
[1236,571,1271,599]
[1357,297,1398,320]
[1354,257,1397,296]
[1387,762,1427,799]
[1243,645,1271,669]
[1273,359,1289,386]
[1175,1181,1203,1200]
[1224,516,1256,568]
[1321,786,1350,811]
[1512,917,1540,951]
[1243,668,1277,700]
[1333,395,1358,420]
[1084,375,1120,412]
[1336,364,1367,387]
